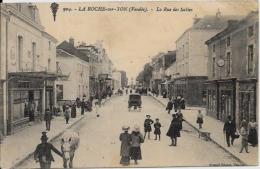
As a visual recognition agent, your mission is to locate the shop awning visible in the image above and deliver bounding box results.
[8,71,68,80]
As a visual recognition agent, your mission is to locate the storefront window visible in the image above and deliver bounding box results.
[240,91,255,123]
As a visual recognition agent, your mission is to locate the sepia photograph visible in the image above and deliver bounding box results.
[0,0,259,168]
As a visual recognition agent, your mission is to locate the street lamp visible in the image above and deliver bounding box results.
[50,2,59,21]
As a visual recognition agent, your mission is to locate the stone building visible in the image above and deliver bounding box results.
[0,3,59,135]
[56,38,90,101]
[112,71,122,91]
[205,11,258,125]
[173,11,242,106]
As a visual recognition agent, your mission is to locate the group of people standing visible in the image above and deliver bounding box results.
[166,96,185,114]
[119,125,144,166]
[223,115,258,153]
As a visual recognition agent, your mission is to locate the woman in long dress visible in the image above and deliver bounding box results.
[130,125,144,164]
[166,114,181,146]
[248,118,258,147]
[119,126,131,165]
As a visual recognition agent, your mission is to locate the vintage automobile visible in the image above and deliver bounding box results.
[128,93,142,111]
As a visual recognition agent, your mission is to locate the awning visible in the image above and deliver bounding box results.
[8,71,68,80]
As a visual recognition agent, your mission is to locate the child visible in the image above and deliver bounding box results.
[154,118,162,141]
[196,110,203,129]
[144,115,154,140]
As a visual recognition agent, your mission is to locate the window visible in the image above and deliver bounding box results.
[48,41,51,50]
[248,25,254,37]
[226,52,231,76]
[32,42,36,71]
[48,58,51,71]
[226,37,230,47]
[212,57,216,77]
[248,45,254,74]
[212,44,215,53]
[17,36,23,71]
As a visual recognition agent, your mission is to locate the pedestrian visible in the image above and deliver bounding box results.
[94,99,100,117]
[196,110,203,129]
[166,99,173,114]
[44,108,52,131]
[64,105,70,124]
[144,115,154,140]
[154,118,162,141]
[176,110,184,130]
[166,114,181,146]
[223,115,236,147]
[130,125,144,165]
[29,100,36,121]
[34,132,63,169]
[248,117,258,147]
[180,97,185,109]
[71,103,77,118]
[119,126,132,166]
[81,99,85,115]
[239,120,249,153]
[173,97,178,112]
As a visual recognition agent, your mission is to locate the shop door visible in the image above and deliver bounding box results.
[220,90,233,121]
[239,91,255,123]
[46,89,53,111]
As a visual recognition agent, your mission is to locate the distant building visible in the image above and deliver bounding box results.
[112,71,122,91]
[119,70,128,88]
[205,11,258,125]
[56,38,90,101]
[0,3,59,135]
[173,11,242,106]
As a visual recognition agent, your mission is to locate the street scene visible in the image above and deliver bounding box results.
[0,0,259,169]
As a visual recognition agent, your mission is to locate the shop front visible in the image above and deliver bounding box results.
[218,79,236,122]
[205,81,218,119]
[7,72,60,135]
[238,79,257,124]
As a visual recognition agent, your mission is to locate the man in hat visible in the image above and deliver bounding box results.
[223,115,236,147]
[144,115,154,140]
[34,132,63,169]
[64,105,70,124]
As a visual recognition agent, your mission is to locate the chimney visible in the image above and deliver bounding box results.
[193,14,201,25]
[216,8,221,19]
[69,37,74,47]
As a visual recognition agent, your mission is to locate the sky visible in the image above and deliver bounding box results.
[36,0,258,80]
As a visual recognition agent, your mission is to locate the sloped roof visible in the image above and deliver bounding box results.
[193,15,243,30]
[57,41,89,62]
[205,11,258,44]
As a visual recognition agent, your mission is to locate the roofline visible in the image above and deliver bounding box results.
[57,49,89,64]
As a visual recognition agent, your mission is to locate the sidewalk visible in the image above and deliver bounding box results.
[0,95,114,169]
[150,94,258,166]
[0,111,84,169]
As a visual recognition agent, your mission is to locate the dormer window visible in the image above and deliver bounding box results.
[227,36,230,47]
[248,25,254,37]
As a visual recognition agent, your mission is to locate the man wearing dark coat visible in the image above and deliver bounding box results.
[166,99,174,114]
[81,99,85,115]
[167,114,181,146]
[223,115,236,147]
[44,109,52,131]
[34,132,63,169]
[71,103,77,118]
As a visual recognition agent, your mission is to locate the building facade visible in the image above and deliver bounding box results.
[56,39,90,101]
[112,71,122,91]
[0,3,58,135]
[172,13,242,106]
[205,11,258,125]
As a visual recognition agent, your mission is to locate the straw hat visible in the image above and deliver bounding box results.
[146,115,151,118]
[122,125,130,131]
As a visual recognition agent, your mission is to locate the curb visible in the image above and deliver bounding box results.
[10,116,85,169]
[149,95,247,166]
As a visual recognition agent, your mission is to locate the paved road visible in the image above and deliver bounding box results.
[18,95,242,168]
